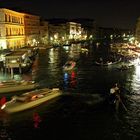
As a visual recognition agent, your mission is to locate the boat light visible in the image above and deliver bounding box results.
[52,88,59,91]
[11,60,17,63]
[1,104,6,110]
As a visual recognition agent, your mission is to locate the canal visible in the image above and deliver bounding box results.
[0,44,140,140]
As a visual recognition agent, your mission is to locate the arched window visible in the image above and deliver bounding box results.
[10,28,12,35]
[0,28,1,36]
[5,14,7,22]
[21,18,23,24]
[6,28,8,36]
[9,15,11,22]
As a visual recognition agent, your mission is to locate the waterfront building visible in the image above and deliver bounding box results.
[39,20,49,46]
[135,17,140,42]
[0,8,25,50]
[0,8,40,49]
[48,22,67,45]
[67,22,82,40]
[97,27,133,44]
[71,18,96,41]
[48,19,83,45]
[23,13,40,46]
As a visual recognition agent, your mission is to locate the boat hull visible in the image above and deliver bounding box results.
[63,61,76,71]
[0,81,38,93]
[2,88,61,113]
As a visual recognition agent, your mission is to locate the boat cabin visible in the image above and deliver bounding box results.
[4,50,32,70]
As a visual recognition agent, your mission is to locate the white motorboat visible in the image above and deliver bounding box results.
[1,88,62,113]
[0,80,38,93]
[63,61,76,71]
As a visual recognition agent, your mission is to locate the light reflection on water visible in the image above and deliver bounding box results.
[1,45,140,139]
[131,65,140,93]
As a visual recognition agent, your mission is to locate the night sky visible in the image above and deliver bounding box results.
[1,0,140,29]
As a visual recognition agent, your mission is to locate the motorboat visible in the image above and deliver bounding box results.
[63,61,76,71]
[0,80,38,93]
[1,88,62,113]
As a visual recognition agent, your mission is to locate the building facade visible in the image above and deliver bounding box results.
[0,8,25,49]
[39,20,49,45]
[135,17,140,42]
[23,13,40,46]
[48,23,67,45]
[67,22,82,40]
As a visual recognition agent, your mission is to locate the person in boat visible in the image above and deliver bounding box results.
[110,83,122,112]
[110,83,128,112]
[99,57,103,63]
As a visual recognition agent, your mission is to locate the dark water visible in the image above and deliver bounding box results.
[0,44,140,140]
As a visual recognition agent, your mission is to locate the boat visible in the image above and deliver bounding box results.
[0,80,38,93]
[63,61,76,71]
[94,58,122,66]
[1,88,62,113]
[95,61,113,66]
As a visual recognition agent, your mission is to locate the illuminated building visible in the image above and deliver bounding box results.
[67,22,82,40]
[135,17,140,42]
[0,8,25,50]
[23,13,40,46]
[48,20,83,45]
[0,8,40,49]
[71,18,96,40]
[48,20,67,45]
[39,21,49,45]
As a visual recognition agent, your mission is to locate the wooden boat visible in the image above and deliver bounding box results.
[95,61,113,66]
[1,88,62,113]
[63,61,76,71]
[0,80,38,93]
[95,58,122,66]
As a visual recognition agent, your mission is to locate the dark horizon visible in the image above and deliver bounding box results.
[0,0,140,29]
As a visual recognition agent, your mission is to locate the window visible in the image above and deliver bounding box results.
[5,14,7,22]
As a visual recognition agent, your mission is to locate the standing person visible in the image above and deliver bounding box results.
[110,83,127,112]
[110,84,116,104]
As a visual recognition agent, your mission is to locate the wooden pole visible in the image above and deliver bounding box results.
[120,99,127,111]
[10,68,14,79]
[19,64,22,74]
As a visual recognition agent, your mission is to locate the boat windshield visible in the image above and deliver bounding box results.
[15,96,30,102]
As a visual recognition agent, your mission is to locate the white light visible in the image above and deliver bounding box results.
[50,37,53,41]
[1,104,6,110]
[11,60,17,63]
[0,40,7,49]
[54,34,58,39]
[33,39,36,43]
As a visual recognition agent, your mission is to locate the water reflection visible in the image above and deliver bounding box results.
[33,112,42,128]
[131,64,140,94]
[63,72,69,89]
[0,111,11,140]
[48,48,57,64]
[63,71,77,90]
